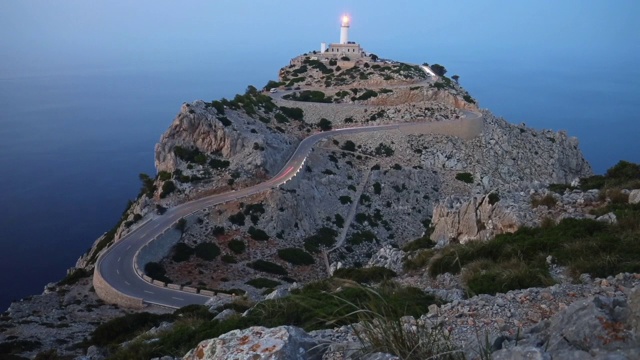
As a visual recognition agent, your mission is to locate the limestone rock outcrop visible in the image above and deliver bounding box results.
[430,193,527,245]
[630,189,640,204]
[155,100,295,177]
[183,326,323,360]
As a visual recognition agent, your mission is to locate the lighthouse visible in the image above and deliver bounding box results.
[316,14,364,59]
[340,15,350,44]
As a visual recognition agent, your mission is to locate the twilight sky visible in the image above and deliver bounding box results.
[1,1,638,77]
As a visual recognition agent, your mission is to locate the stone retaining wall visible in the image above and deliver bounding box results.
[93,265,144,309]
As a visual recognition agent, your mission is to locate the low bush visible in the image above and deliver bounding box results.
[91,312,173,346]
[221,255,237,263]
[347,230,377,245]
[333,267,397,283]
[172,243,194,262]
[462,259,553,296]
[227,239,246,254]
[248,226,269,241]
[228,212,245,226]
[341,140,357,152]
[209,158,230,169]
[339,195,352,204]
[160,180,176,198]
[248,260,288,275]
[194,242,220,261]
[402,235,436,252]
[278,248,315,265]
[304,227,338,253]
[246,278,282,289]
[455,172,474,184]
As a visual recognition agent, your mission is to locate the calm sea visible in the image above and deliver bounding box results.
[0,56,637,310]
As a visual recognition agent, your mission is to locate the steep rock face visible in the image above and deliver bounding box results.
[416,111,592,188]
[368,86,478,111]
[183,326,323,360]
[155,100,296,177]
[430,193,527,245]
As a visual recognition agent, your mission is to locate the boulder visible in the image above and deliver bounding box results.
[183,326,324,360]
[629,189,640,204]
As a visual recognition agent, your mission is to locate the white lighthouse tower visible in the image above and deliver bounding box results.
[340,15,350,44]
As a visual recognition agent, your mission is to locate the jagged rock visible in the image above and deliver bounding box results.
[183,326,324,360]
[496,286,640,359]
[596,212,617,224]
[366,245,405,273]
[154,101,294,176]
[266,288,290,300]
[430,193,525,245]
[629,189,640,204]
[213,309,237,322]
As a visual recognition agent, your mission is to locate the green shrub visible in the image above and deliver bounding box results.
[462,259,554,296]
[356,89,378,101]
[455,172,474,184]
[318,118,333,131]
[172,243,194,262]
[246,278,282,289]
[228,212,245,226]
[278,248,315,265]
[333,267,396,283]
[221,254,237,263]
[339,195,352,204]
[334,214,345,228]
[279,106,304,120]
[488,192,500,205]
[374,143,394,157]
[248,260,288,275]
[158,171,172,181]
[209,158,230,169]
[304,227,338,253]
[228,239,246,254]
[373,182,382,195]
[341,140,356,152]
[402,236,436,252]
[403,249,435,271]
[91,312,173,346]
[160,180,176,198]
[194,242,220,261]
[144,262,173,283]
[347,230,377,245]
[248,226,269,241]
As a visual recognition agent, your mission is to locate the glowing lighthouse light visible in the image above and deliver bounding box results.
[340,14,350,44]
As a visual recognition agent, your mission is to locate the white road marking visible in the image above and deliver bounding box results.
[172,297,184,301]
[144,290,154,294]
[125,281,130,285]
[117,257,121,262]
[116,270,119,275]
[126,245,132,250]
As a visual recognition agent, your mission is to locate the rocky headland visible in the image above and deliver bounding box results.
[2,53,639,360]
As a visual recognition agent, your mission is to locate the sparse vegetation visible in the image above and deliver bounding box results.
[333,267,396,283]
[455,172,474,184]
[227,239,246,254]
[278,248,315,265]
[247,260,288,276]
[194,242,220,261]
[246,278,281,289]
[304,227,338,253]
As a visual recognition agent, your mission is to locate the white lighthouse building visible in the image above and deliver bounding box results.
[320,14,364,58]
[340,15,350,44]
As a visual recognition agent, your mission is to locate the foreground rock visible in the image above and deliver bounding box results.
[183,326,324,360]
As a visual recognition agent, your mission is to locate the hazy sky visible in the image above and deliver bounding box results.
[1,1,638,77]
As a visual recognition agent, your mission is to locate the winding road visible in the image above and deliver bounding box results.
[96,68,483,309]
